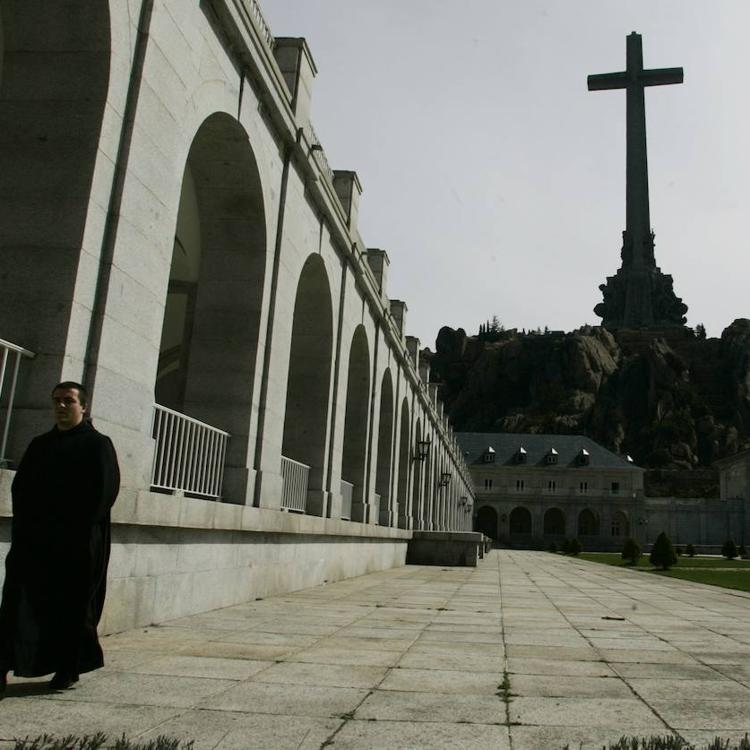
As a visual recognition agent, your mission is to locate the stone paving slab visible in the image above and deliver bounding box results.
[2,550,750,748]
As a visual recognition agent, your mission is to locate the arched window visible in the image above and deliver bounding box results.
[374,370,394,525]
[509,506,532,535]
[476,506,498,539]
[543,508,565,536]
[611,511,629,537]
[341,326,371,521]
[282,255,334,514]
[578,509,600,536]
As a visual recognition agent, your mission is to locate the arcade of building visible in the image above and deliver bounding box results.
[0,1,474,632]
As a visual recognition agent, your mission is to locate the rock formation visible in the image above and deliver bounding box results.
[426,320,750,496]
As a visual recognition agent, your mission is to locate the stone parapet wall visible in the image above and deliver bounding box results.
[0,471,408,635]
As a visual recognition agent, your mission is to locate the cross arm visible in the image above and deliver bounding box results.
[641,67,683,87]
[588,72,628,91]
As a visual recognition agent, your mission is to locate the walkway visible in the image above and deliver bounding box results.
[1,551,749,749]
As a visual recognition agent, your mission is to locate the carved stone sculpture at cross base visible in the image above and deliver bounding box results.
[589,32,688,329]
[594,233,688,329]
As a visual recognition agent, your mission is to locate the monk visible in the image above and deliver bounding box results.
[0,381,119,693]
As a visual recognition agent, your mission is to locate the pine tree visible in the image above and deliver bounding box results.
[722,539,738,560]
[621,538,641,565]
[649,532,677,570]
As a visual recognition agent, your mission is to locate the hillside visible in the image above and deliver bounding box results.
[425,319,750,496]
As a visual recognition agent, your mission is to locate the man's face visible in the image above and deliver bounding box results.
[51,387,86,431]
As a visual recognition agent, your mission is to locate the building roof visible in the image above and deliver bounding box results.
[456,432,640,470]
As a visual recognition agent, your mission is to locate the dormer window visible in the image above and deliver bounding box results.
[576,448,590,466]
[545,448,558,465]
[482,447,496,464]
[514,447,527,465]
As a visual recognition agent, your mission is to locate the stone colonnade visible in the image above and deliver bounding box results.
[0,0,473,531]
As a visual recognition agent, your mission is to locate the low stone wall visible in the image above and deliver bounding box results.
[406,531,485,567]
[0,471,409,635]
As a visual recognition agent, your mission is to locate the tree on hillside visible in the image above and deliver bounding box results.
[649,532,677,570]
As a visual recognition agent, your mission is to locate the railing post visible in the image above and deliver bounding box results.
[0,338,35,466]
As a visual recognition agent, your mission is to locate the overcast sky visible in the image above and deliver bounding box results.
[263,1,750,348]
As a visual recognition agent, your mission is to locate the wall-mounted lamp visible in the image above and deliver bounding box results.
[414,439,431,461]
[439,472,452,488]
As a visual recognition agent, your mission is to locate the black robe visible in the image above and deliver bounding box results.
[0,420,120,678]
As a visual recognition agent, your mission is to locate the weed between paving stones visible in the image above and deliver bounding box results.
[562,735,750,750]
[9,735,194,750]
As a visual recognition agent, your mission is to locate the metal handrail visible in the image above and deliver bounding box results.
[341,479,354,520]
[0,338,35,464]
[151,404,229,499]
[280,455,309,512]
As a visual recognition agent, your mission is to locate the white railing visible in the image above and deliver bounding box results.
[280,455,309,513]
[372,493,381,525]
[151,404,229,499]
[0,338,35,465]
[241,0,274,51]
[341,480,354,520]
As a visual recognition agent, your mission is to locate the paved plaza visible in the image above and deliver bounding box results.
[1,550,749,748]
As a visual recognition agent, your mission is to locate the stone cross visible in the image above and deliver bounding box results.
[588,32,683,269]
[589,33,687,329]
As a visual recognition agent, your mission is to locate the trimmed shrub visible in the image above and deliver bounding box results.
[621,538,641,565]
[547,541,557,553]
[675,545,683,557]
[567,538,582,556]
[649,532,677,570]
[739,545,748,559]
[686,543,696,557]
[722,539,738,560]
[561,538,571,554]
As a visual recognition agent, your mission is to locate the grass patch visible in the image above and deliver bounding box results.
[10,736,193,750]
[564,734,749,750]
[650,569,750,592]
[578,552,750,569]
[576,553,750,593]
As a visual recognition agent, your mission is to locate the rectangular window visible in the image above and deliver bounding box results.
[579,481,588,494]
[611,481,620,495]
[484,478,493,490]
[516,479,525,492]
[547,480,556,493]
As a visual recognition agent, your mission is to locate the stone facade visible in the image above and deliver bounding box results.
[0,0,473,631]
[459,433,644,551]
[461,432,749,551]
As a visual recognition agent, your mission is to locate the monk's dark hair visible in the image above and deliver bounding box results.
[51,381,89,407]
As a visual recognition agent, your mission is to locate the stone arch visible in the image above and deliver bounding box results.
[423,431,434,529]
[0,1,111,404]
[374,369,394,524]
[411,419,423,528]
[476,505,498,539]
[396,397,411,529]
[509,506,532,535]
[543,507,566,536]
[282,254,334,508]
[341,325,371,521]
[578,508,600,537]
[155,112,267,501]
[611,510,629,537]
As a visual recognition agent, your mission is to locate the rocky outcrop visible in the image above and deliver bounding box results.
[426,320,750,494]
